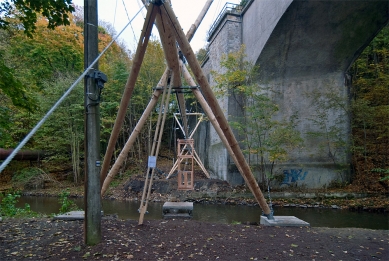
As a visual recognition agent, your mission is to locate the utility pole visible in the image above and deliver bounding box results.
[84,0,101,245]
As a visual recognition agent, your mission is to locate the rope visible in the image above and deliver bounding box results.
[137,0,146,19]
[264,172,274,217]
[122,0,138,44]
[113,0,118,28]
[0,5,145,173]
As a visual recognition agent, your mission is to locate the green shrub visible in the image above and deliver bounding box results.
[58,189,79,214]
[0,192,37,217]
[12,167,41,184]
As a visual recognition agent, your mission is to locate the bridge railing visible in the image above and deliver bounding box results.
[207,2,241,40]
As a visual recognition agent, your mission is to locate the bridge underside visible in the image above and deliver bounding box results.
[252,0,388,188]
[200,0,388,188]
[254,0,389,78]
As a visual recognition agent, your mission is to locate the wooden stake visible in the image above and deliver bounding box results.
[139,72,174,225]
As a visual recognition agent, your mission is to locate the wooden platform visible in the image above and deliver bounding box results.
[162,202,193,219]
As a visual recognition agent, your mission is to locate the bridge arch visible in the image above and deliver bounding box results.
[250,0,389,78]
[200,0,388,188]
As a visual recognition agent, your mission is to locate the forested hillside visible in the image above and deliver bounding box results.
[349,24,389,192]
[0,4,169,186]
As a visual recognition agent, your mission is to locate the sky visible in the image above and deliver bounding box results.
[72,0,242,53]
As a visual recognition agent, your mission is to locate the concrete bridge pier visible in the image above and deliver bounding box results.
[198,0,388,188]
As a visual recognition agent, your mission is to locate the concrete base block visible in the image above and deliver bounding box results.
[54,211,85,220]
[163,202,193,219]
[260,216,310,227]
[54,211,104,221]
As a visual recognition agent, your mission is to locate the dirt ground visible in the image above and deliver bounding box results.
[1,158,388,260]
[0,216,388,261]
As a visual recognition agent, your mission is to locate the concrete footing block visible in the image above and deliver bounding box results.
[54,211,85,220]
[260,216,310,227]
[54,211,103,221]
[163,202,193,219]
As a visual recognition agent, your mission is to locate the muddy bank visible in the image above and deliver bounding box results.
[10,174,388,213]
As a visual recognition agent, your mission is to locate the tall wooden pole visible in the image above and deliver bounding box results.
[185,0,213,42]
[84,0,101,245]
[99,3,158,187]
[160,1,272,217]
[153,5,188,137]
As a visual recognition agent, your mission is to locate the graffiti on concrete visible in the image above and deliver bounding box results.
[281,169,308,185]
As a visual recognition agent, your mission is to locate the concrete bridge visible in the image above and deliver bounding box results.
[198,0,388,188]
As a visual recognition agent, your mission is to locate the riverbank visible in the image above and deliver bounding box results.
[14,182,389,213]
[0,216,388,260]
[1,171,388,213]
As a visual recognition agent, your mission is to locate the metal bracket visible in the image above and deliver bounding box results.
[150,0,165,6]
[153,86,199,91]
[262,210,274,220]
[88,70,107,89]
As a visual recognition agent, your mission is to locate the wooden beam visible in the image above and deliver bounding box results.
[154,7,189,138]
[139,71,174,225]
[180,60,250,185]
[161,1,271,216]
[167,111,209,178]
[185,0,214,42]
[100,70,169,196]
[99,3,158,188]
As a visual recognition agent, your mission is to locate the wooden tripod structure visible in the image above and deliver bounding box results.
[167,113,210,179]
[99,0,272,225]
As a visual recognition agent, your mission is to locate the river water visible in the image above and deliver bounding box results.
[15,196,388,230]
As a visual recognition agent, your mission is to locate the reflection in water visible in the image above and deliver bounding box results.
[15,196,388,230]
